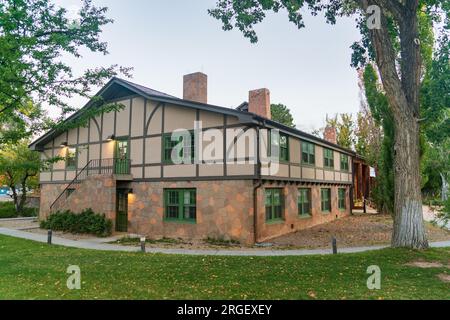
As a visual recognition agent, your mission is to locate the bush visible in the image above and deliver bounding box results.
[40,208,112,237]
[0,202,38,218]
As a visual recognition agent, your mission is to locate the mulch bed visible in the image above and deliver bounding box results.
[267,213,450,249]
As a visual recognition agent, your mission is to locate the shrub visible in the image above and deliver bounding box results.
[40,208,112,237]
[0,202,38,218]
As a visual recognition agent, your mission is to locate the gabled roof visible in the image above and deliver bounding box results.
[29,77,355,156]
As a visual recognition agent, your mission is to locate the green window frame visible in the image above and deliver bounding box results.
[269,131,290,162]
[340,154,349,172]
[298,188,312,216]
[338,188,346,210]
[265,188,284,221]
[323,148,334,169]
[164,189,196,222]
[301,141,315,165]
[321,188,332,213]
[163,132,195,164]
[66,147,77,170]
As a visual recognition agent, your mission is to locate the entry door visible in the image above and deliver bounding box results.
[116,190,128,232]
[114,139,130,174]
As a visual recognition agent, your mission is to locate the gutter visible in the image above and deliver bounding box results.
[253,124,263,245]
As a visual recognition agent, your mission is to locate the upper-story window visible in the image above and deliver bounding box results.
[66,147,77,170]
[163,132,195,164]
[340,154,349,171]
[270,131,289,162]
[323,148,334,169]
[301,141,315,165]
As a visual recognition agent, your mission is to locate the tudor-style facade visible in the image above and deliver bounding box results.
[30,72,355,245]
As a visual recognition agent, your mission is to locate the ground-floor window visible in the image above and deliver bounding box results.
[321,188,331,213]
[298,188,312,217]
[265,188,284,221]
[338,188,346,210]
[164,189,196,222]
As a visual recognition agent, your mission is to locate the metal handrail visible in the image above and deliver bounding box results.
[49,158,131,212]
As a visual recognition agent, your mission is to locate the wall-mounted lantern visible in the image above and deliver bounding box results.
[106,134,116,141]
[60,142,68,148]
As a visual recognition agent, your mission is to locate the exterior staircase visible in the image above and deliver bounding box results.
[50,158,131,213]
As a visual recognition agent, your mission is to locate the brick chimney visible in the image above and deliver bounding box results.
[248,88,271,119]
[324,126,337,145]
[183,72,207,104]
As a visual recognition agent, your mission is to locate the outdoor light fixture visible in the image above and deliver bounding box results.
[127,188,134,194]
[60,142,68,148]
[106,134,116,141]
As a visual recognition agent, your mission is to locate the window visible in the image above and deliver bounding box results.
[302,141,315,165]
[340,154,349,171]
[66,189,75,198]
[338,188,346,210]
[164,189,196,222]
[298,188,312,216]
[270,131,289,162]
[66,147,77,170]
[265,189,284,221]
[163,132,195,164]
[321,188,331,212]
[323,148,334,169]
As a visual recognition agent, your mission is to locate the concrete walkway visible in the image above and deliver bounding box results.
[1,227,449,257]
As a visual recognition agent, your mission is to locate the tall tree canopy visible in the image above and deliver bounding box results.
[209,0,449,249]
[0,0,131,141]
[271,103,295,127]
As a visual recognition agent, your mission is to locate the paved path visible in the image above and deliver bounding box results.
[1,227,450,256]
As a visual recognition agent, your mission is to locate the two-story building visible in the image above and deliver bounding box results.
[30,72,355,245]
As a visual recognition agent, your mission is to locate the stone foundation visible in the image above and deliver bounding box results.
[255,183,351,243]
[40,178,351,246]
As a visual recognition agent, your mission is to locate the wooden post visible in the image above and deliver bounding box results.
[331,237,337,254]
[140,237,146,253]
[47,230,52,245]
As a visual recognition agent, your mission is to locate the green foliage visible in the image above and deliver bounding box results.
[0,202,37,218]
[0,0,131,140]
[325,113,355,149]
[0,141,43,215]
[40,208,112,237]
[270,103,295,127]
[361,64,394,216]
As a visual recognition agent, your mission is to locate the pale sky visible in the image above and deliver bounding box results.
[55,0,362,132]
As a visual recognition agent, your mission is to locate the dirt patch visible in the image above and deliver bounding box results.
[0,219,39,229]
[437,273,450,283]
[266,213,450,249]
[24,227,99,241]
[405,261,445,268]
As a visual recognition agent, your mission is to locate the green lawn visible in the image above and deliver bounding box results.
[0,235,449,300]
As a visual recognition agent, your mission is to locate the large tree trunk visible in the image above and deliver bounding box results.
[359,0,428,248]
[391,112,428,248]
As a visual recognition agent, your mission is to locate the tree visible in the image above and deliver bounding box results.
[0,141,47,215]
[0,0,131,133]
[326,114,355,149]
[271,103,295,127]
[209,0,449,249]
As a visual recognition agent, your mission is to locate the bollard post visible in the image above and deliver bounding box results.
[140,237,146,253]
[332,237,337,254]
[47,230,52,245]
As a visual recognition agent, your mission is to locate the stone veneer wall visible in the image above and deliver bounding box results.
[127,180,255,245]
[39,178,351,246]
[255,183,351,243]
[39,175,116,225]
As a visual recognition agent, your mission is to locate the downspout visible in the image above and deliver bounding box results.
[253,123,263,245]
[350,156,356,214]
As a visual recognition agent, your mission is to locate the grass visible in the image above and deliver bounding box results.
[0,235,449,300]
[0,202,38,219]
